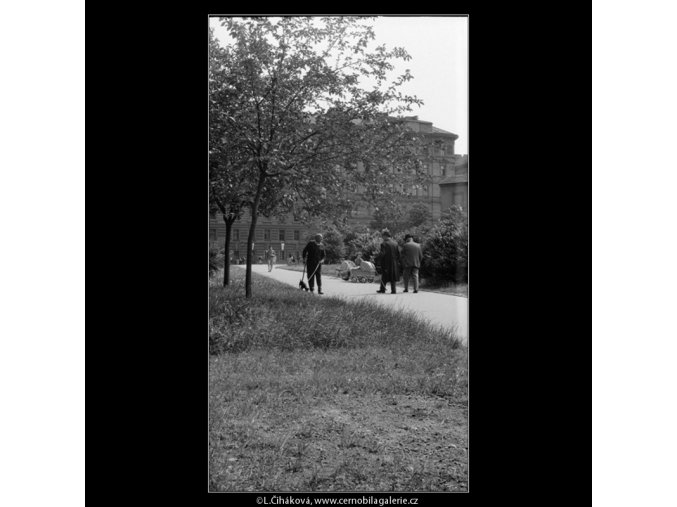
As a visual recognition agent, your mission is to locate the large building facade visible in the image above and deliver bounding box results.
[439,154,468,212]
[209,117,468,261]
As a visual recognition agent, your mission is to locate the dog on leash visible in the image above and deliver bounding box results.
[299,262,310,291]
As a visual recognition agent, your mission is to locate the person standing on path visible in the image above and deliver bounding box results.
[302,233,326,294]
[265,246,277,272]
[400,234,423,293]
[376,229,401,294]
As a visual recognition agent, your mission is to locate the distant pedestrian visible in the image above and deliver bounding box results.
[401,234,423,293]
[302,233,326,294]
[376,229,401,294]
[265,246,277,272]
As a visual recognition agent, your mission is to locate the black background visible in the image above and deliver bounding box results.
[86,5,590,503]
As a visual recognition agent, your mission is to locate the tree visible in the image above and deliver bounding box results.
[369,202,405,233]
[213,17,428,297]
[209,27,284,284]
[209,27,252,285]
[420,205,468,283]
[406,202,432,229]
[369,201,431,234]
[319,225,345,264]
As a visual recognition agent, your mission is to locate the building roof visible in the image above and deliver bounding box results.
[438,175,468,185]
[396,116,458,138]
[454,158,468,169]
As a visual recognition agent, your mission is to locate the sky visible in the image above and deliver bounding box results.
[209,16,468,154]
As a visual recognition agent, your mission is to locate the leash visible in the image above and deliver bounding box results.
[307,261,322,282]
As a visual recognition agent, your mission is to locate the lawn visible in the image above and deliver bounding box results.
[209,267,468,492]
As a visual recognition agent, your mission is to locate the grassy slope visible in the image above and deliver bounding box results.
[209,268,468,492]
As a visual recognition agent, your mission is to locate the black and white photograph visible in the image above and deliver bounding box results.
[11,2,677,505]
[208,15,469,493]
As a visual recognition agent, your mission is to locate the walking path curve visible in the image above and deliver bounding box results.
[235,264,468,343]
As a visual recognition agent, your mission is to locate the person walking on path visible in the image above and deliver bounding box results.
[400,234,423,293]
[376,229,401,294]
[265,246,277,272]
[302,233,326,294]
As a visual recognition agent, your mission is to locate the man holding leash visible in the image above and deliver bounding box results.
[302,233,326,295]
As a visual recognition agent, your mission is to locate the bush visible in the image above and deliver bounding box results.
[369,205,404,233]
[209,247,224,278]
[370,202,433,235]
[343,230,382,263]
[393,224,431,248]
[420,206,468,283]
[322,226,345,264]
[405,203,432,229]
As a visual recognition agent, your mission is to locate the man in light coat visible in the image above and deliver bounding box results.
[400,234,423,293]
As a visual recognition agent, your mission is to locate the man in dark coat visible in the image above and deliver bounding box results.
[302,233,326,294]
[401,234,423,293]
[376,229,401,294]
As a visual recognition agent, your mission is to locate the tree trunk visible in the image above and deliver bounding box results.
[223,216,234,286]
[245,173,267,298]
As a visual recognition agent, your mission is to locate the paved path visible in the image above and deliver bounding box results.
[235,264,468,342]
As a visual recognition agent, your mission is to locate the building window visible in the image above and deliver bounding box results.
[440,164,446,175]
[234,229,239,241]
[294,230,300,241]
[210,229,217,241]
[264,229,270,241]
[279,229,285,241]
